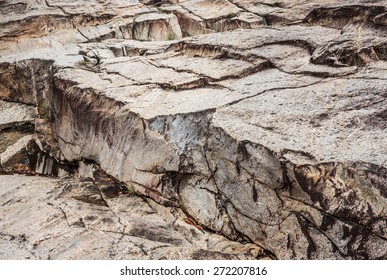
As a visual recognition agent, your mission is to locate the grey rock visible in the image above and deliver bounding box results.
[0,175,265,260]
[0,100,36,131]
[0,134,34,173]
[0,0,386,259]
[133,13,183,41]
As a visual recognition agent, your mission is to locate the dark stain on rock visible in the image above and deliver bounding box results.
[346,190,357,206]
[237,141,250,162]
[364,108,387,130]
[0,61,36,105]
[304,5,387,28]
[352,162,387,198]
[374,43,387,60]
[101,217,113,224]
[287,234,292,249]
[59,182,108,207]
[191,249,238,260]
[309,112,330,127]
[365,202,375,219]
[178,153,195,174]
[252,181,258,202]
[72,218,86,228]
[128,226,183,246]
[342,223,353,240]
[346,168,356,180]
[296,215,317,259]
[346,225,370,259]
[160,171,183,202]
[52,79,128,150]
[311,40,379,67]
[84,215,98,221]
[101,184,126,199]
[236,141,250,176]
[293,165,328,210]
[320,214,336,231]
[72,194,108,207]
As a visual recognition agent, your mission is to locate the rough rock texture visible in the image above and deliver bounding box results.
[0,0,386,259]
[0,175,265,259]
[133,13,183,41]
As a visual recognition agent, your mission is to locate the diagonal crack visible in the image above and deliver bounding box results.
[57,204,88,229]
[44,0,72,16]
[281,194,387,241]
[293,211,349,258]
[107,217,127,258]
[218,77,326,109]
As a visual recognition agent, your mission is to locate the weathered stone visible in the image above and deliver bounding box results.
[0,0,386,260]
[0,175,265,260]
[0,135,35,173]
[133,13,182,41]
[161,5,213,36]
[0,100,36,131]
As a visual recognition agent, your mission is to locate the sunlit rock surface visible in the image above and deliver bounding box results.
[0,0,386,259]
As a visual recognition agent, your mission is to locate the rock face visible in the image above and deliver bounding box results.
[133,13,183,41]
[0,174,265,259]
[0,0,386,260]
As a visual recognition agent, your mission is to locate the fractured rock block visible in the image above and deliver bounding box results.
[133,13,182,41]
[0,100,36,131]
[0,134,35,174]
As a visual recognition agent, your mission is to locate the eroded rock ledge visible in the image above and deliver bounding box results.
[0,0,386,259]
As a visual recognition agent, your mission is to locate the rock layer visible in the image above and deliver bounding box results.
[0,0,386,259]
[0,174,265,259]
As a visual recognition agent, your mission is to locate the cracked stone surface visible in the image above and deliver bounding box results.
[0,0,387,259]
[0,101,36,131]
[0,175,264,259]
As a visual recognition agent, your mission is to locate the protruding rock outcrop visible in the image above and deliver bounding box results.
[133,13,182,41]
[0,0,386,260]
